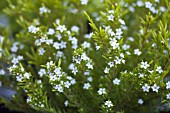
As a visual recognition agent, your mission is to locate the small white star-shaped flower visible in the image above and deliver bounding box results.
[139,73,144,78]
[166,93,170,99]
[104,67,110,73]
[156,66,163,74]
[47,28,55,35]
[134,49,142,56]
[38,47,45,55]
[119,19,125,25]
[80,0,88,5]
[83,83,91,90]
[151,84,160,93]
[71,26,79,33]
[97,88,106,95]
[142,84,150,92]
[109,38,119,50]
[108,14,114,21]
[138,99,144,105]
[56,25,67,33]
[113,78,120,85]
[105,100,113,108]
[108,62,114,67]
[166,81,170,89]
[140,61,150,69]
[86,62,93,69]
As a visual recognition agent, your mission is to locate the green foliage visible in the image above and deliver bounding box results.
[0,0,170,113]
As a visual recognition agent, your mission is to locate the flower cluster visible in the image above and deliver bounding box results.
[42,61,76,93]
[0,0,169,113]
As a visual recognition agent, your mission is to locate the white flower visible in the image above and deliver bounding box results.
[56,25,67,33]
[140,61,150,69]
[17,55,23,60]
[71,26,79,33]
[83,83,91,89]
[81,53,89,61]
[54,67,61,75]
[38,47,45,55]
[53,42,60,50]
[54,84,63,92]
[129,6,135,12]
[87,77,93,82]
[114,56,122,64]
[0,35,4,45]
[128,37,134,42]
[109,38,119,50]
[104,67,110,73]
[138,99,144,105]
[84,33,93,39]
[23,72,31,79]
[149,6,158,14]
[108,29,115,36]
[122,44,130,50]
[56,34,62,40]
[45,39,53,45]
[80,0,88,5]
[60,41,67,49]
[139,73,144,78]
[38,69,46,77]
[134,49,142,56]
[96,45,100,50]
[108,62,114,67]
[56,51,63,58]
[28,25,39,33]
[104,100,113,108]
[151,84,160,92]
[0,69,5,75]
[26,97,31,103]
[113,78,120,85]
[119,19,125,25]
[120,53,124,58]
[86,62,93,69]
[55,19,60,24]
[74,57,82,64]
[166,81,170,89]
[108,14,114,21]
[126,51,131,55]
[148,70,154,74]
[64,81,71,88]
[108,10,114,14]
[47,28,55,35]
[145,2,152,9]
[137,1,144,7]
[82,41,91,48]
[116,28,123,36]
[155,0,159,2]
[70,79,76,85]
[39,6,51,15]
[11,57,19,64]
[46,61,54,69]
[160,6,166,12]
[84,71,90,76]
[64,100,68,107]
[72,67,78,75]
[68,63,75,70]
[166,93,170,99]
[156,66,163,74]
[16,74,24,82]
[97,88,106,95]
[11,45,18,52]
[142,84,150,92]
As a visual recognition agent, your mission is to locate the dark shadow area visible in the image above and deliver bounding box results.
[0,103,24,113]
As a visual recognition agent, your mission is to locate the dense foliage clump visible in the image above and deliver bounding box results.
[0,0,170,113]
